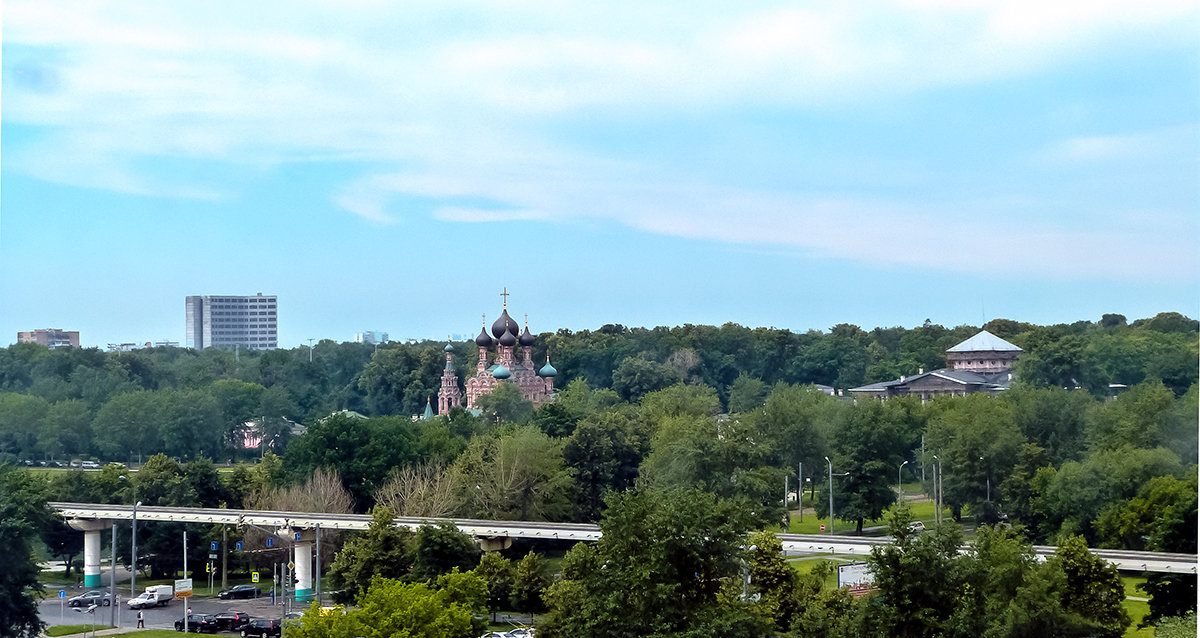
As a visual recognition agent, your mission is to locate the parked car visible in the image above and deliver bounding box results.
[213,611,250,630]
[907,521,926,533]
[219,584,261,600]
[81,460,101,469]
[68,591,111,607]
[238,618,282,637]
[175,613,219,633]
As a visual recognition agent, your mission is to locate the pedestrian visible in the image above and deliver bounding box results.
[187,606,193,617]
[137,610,145,628]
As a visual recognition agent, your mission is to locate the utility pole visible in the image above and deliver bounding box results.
[221,526,228,590]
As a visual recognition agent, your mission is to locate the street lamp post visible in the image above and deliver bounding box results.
[131,500,142,599]
[825,457,833,535]
[931,455,942,525]
[898,460,909,499]
[980,456,989,502]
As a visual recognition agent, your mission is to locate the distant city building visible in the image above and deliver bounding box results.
[848,330,1021,400]
[438,290,556,414]
[185,293,278,350]
[355,330,389,345]
[18,328,79,349]
[106,340,180,352]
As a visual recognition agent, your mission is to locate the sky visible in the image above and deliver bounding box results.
[2,1,1197,349]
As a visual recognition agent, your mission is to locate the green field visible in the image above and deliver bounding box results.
[46,624,114,636]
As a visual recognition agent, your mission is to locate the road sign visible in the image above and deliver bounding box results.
[251,571,260,583]
[266,537,273,548]
[294,532,302,541]
[236,541,244,551]
[205,563,211,573]
[209,553,217,559]
[58,590,66,598]
[820,524,826,531]
[175,578,194,598]
[211,541,218,551]
[288,561,295,571]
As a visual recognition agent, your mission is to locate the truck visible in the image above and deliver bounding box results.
[127,584,173,609]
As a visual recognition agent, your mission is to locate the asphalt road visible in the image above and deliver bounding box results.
[40,588,301,632]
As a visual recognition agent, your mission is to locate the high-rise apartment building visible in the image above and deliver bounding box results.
[17,328,80,349]
[185,293,278,350]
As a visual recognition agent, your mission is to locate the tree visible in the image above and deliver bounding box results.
[284,413,418,511]
[611,355,681,402]
[562,409,646,521]
[288,575,483,638]
[0,464,52,638]
[823,400,913,532]
[453,426,574,522]
[727,373,767,414]
[924,394,1024,520]
[326,507,415,603]
[1051,535,1130,637]
[540,487,759,637]
[511,551,552,619]
[411,522,481,582]
[374,463,459,518]
[474,552,515,621]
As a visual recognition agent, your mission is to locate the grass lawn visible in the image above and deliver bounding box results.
[105,631,180,637]
[45,624,114,636]
[785,497,946,535]
[1122,597,1153,637]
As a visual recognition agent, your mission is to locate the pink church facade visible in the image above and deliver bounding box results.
[437,295,556,414]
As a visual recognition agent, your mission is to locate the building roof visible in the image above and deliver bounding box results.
[946,330,1022,353]
[848,367,1014,394]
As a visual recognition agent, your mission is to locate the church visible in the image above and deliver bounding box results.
[437,291,557,414]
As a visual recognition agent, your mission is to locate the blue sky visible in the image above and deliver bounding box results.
[3,1,1197,348]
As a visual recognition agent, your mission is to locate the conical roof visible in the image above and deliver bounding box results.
[946,330,1022,353]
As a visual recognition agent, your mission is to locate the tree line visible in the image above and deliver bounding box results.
[0,312,1194,462]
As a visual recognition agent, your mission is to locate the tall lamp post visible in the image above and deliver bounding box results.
[980,456,989,502]
[825,457,833,535]
[131,500,142,598]
[897,460,909,499]
[931,455,942,525]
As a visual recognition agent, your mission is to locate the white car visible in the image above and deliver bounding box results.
[126,593,156,609]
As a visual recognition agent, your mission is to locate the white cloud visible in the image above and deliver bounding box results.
[3,1,1196,280]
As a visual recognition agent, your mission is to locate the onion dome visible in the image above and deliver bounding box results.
[475,325,494,348]
[444,342,454,352]
[519,324,536,347]
[498,326,517,347]
[539,357,557,377]
[491,308,519,339]
[492,363,511,379]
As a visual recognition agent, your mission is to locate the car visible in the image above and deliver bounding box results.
[175,613,219,633]
[907,521,926,533]
[238,618,281,637]
[67,591,111,607]
[81,460,101,469]
[218,584,261,599]
[127,593,157,609]
[510,629,536,638]
[213,611,250,630]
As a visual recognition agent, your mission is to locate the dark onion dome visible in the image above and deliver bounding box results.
[491,309,519,339]
[498,326,517,347]
[444,342,454,352]
[539,358,557,377]
[475,326,494,347]
[519,324,535,346]
[492,363,511,379]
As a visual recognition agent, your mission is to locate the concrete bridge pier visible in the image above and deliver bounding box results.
[67,519,113,588]
[277,528,315,601]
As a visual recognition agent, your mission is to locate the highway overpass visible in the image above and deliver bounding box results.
[53,502,1197,589]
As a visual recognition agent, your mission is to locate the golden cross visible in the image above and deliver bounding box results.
[500,287,509,308]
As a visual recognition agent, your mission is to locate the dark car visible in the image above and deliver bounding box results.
[218,584,261,600]
[214,610,250,630]
[238,618,281,637]
[67,591,111,607]
[175,613,219,633]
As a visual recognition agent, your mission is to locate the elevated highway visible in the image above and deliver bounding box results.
[53,502,1197,577]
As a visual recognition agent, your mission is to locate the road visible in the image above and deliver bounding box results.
[40,587,299,632]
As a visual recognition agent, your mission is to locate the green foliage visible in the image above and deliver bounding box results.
[822,400,914,531]
[611,355,681,402]
[924,393,1023,517]
[727,373,767,414]
[563,408,647,520]
[326,507,415,603]
[1140,575,1197,629]
[1096,472,1197,552]
[0,464,52,638]
[511,551,552,617]
[411,522,482,582]
[289,574,485,638]
[540,487,756,637]
[284,413,419,510]
[452,425,574,521]
[1153,612,1198,638]
[473,552,515,620]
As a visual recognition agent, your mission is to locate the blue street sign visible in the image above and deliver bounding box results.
[235,541,243,551]
[210,541,218,551]
[294,532,301,541]
[59,590,66,598]
[266,537,273,548]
